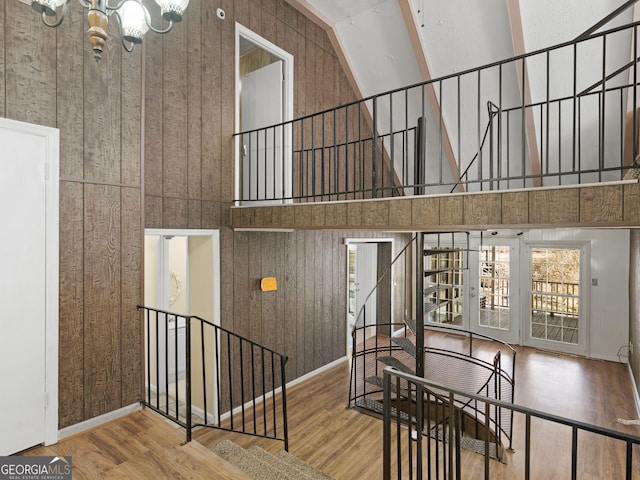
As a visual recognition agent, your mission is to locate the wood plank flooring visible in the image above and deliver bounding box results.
[23,338,640,479]
[24,409,252,479]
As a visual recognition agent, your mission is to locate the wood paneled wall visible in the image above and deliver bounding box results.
[2,0,416,431]
[229,231,411,382]
[1,3,143,428]
[143,0,386,381]
[143,0,357,227]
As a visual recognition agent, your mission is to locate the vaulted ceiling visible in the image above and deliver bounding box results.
[287,0,638,190]
[293,0,636,100]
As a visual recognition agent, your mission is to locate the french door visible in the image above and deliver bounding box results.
[469,237,520,344]
[524,244,588,355]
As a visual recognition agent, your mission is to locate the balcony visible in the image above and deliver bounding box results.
[231,15,640,233]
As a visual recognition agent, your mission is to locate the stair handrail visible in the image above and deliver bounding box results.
[382,365,640,479]
[574,0,639,41]
[138,305,289,450]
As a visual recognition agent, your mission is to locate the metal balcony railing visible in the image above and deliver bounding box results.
[235,4,640,205]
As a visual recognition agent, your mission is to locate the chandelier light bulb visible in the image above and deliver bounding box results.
[31,0,188,61]
[119,0,150,44]
[155,0,189,22]
[31,0,66,17]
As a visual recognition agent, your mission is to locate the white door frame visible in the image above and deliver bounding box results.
[0,118,59,447]
[144,229,221,404]
[344,238,395,356]
[235,23,294,205]
[468,235,521,344]
[522,241,590,356]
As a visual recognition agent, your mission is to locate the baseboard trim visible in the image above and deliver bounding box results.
[627,363,640,418]
[58,403,142,441]
[59,359,349,441]
[286,356,348,389]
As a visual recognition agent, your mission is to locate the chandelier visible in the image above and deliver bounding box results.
[30,0,189,61]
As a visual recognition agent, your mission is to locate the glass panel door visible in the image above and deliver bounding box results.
[530,247,580,344]
[525,245,587,355]
[469,238,519,344]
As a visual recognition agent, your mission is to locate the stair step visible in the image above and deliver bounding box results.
[355,400,501,461]
[274,450,335,480]
[247,446,322,480]
[423,284,443,296]
[211,439,335,480]
[424,301,440,315]
[354,398,413,423]
[365,375,411,397]
[424,248,458,255]
[391,336,417,358]
[376,355,414,374]
[405,319,417,335]
[424,268,450,277]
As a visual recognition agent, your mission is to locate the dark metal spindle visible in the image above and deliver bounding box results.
[185,317,192,442]
[200,320,208,425]
[228,335,233,430]
[240,341,246,431]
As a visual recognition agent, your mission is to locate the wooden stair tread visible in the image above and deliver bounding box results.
[211,439,335,480]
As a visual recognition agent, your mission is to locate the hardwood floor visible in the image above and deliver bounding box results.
[24,340,640,479]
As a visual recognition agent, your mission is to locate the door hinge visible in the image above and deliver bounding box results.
[44,392,49,409]
[242,145,247,157]
[44,163,50,180]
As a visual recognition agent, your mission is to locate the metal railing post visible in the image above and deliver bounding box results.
[373,97,379,198]
[382,369,392,480]
[185,316,192,443]
[415,232,425,379]
[281,357,289,452]
[415,116,426,196]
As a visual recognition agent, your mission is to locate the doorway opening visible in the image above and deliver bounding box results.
[345,238,394,356]
[468,235,521,344]
[235,24,293,205]
[143,229,220,407]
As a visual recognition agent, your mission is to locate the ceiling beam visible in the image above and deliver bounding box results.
[397,0,463,192]
[506,0,543,187]
[285,0,405,196]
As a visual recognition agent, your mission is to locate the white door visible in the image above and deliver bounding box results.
[351,244,378,329]
[241,61,284,204]
[0,119,59,455]
[469,237,520,344]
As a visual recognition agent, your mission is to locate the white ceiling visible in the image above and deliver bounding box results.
[303,0,636,190]
[306,0,633,97]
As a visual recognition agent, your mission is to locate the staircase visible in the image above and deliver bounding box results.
[349,232,516,461]
[210,439,335,480]
[355,319,503,460]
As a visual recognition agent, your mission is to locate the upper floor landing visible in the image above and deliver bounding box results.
[231,179,640,232]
